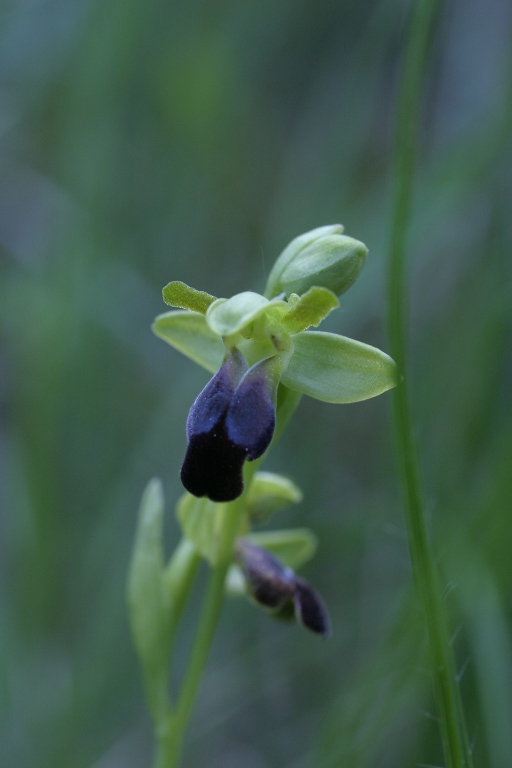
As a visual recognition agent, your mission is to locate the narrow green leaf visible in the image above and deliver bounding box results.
[247,471,303,524]
[176,492,220,564]
[281,286,339,334]
[246,528,318,569]
[206,292,278,336]
[152,310,224,373]
[126,479,168,669]
[127,479,173,724]
[162,281,217,314]
[282,331,397,403]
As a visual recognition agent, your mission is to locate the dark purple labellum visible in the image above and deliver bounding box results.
[180,352,278,503]
[226,359,276,461]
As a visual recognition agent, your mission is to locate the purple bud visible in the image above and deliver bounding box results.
[236,540,331,637]
[236,540,294,609]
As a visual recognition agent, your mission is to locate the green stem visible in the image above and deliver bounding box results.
[154,385,301,767]
[387,2,472,768]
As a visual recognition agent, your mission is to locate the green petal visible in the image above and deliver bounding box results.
[246,528,318,570]
[247,471,303,524]
[281,286,339,334]
[206,291,282,336]
[282,331,397,403]
[162,281,216,314]
[152,310,224,373]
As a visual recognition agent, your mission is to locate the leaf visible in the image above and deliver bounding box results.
[126,479,168,670]
[206,292,287,337]
[247,471,303,524]
[152,310,224,372]
[162,281,216,314]
[127,479,175,723]
[281,286,339,334]
[176,492,220,564]
[246,528,318,569]
[282,331,397,403]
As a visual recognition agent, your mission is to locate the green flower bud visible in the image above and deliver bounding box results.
[266,225,367,299]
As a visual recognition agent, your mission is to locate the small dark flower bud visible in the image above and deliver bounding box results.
[236,540,295,610]
[236,540,331,637]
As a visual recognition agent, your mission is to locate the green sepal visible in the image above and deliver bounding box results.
[245,528,318,569]
[281,331,397,403]
[206,291,287,337]
[162,281,216,314]
[265,224,344,298]
[247,471,303,524]
[176,492,220,564]
[126,479,171,721]
[152,310,224,373]
[281,286,339,334]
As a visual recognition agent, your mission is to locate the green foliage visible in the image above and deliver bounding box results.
[126,479,171,723]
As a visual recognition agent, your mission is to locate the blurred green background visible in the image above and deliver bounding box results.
[1,0,511,766]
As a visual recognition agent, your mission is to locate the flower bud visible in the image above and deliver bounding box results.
[266,225,367,299]
[235,539,331,636]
